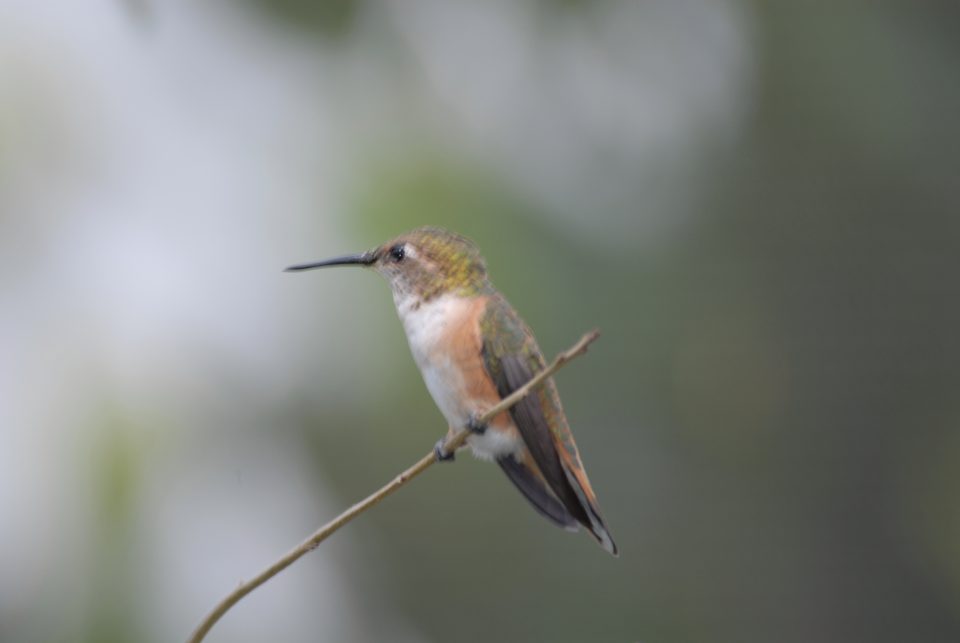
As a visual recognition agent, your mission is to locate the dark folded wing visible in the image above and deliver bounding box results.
[497,455,578,530]
[496,353,618,555]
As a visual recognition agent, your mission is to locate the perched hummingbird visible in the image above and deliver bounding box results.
[286,227,617,555]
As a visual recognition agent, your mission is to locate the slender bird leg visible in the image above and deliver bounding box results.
[435,416,485,462]
[434,425,458,462]
[434,439,455,462]
[467,412,488,435]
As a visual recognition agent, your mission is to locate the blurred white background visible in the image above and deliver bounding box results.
[3,1,958,642]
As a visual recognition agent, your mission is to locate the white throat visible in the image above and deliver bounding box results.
[393,291,457,364]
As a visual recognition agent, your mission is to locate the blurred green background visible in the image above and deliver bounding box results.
[1,1,958,642]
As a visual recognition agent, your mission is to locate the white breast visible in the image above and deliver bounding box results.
[394,292,521,460]
[396,293,468,426]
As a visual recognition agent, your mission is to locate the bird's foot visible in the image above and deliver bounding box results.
[434,439,455,463]
[467,412,488,435]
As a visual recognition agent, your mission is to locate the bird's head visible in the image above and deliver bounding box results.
[285,226,490,304]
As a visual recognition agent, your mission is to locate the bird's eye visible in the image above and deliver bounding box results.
[389,244,406,262]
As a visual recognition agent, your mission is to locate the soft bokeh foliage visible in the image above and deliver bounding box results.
[1,1,958,642]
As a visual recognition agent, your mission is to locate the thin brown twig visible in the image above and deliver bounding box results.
[186,329,600,643]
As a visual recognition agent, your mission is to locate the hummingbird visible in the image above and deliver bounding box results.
[286,227,617,555]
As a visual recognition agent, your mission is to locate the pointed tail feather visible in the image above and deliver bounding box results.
[562,467,618,556]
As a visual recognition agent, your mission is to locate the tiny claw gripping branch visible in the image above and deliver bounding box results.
[434,439,455,462]
[466,412,488,435]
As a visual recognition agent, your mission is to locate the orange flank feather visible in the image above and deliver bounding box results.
[435,295,516,440]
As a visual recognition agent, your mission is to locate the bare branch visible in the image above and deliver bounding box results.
[187,329,600,643]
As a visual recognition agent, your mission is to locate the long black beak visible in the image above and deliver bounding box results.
[284,252,375,272]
